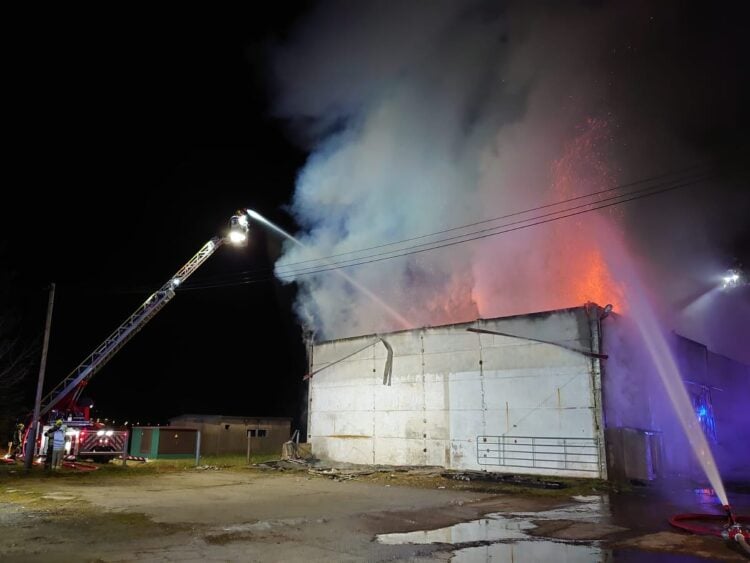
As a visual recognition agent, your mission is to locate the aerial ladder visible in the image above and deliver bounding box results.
[21,211,251,463]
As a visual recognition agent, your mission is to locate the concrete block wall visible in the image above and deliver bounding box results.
[309,308,603,478]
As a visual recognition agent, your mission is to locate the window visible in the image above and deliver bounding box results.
[258,429,267,438]
[247,429,256,437]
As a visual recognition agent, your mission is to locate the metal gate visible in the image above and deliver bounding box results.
[477,435,600,474]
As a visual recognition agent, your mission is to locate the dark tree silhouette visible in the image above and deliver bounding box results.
[0,258,39,447]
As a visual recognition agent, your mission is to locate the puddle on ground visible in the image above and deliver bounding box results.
[512,494,610,523]
[377,515,535,545]
[377,496,608,547]
[454,545,725,562]
[377,517,607,561]
[376,501,607,561]
[376,496,720,562]
[376,512,606,561]
[452,540,604,562]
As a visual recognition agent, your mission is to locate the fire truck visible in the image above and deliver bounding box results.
[38,422,129,464]
[22,211,251,464]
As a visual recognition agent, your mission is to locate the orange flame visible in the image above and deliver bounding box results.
[424,117,626,327]
[550,117,624,312]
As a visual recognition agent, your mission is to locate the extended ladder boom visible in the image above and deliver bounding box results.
[39,236,225,417]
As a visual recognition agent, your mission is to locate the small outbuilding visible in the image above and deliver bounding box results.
[168,414,292,456]
[129,427,199,459]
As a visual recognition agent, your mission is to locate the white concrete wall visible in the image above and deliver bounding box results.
[309,308,604,478]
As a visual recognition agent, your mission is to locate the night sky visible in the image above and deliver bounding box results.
[2,3,749,431]
[3,7,312,426]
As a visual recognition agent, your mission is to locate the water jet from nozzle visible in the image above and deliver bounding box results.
[243,208,412,330]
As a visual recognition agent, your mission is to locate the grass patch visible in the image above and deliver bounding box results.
[1,487,48,504]
[3,454,617,499]
[0,454,279,484]
[454,477,617,497]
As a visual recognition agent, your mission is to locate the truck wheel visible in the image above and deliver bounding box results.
[91,446,116,464]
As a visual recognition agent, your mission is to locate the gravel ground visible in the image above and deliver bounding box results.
[1,466,746,562]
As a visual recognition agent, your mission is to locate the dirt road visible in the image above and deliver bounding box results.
[1,467,746,562]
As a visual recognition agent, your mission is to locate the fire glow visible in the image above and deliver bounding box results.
[471,118,625,322]
[548,118,624,314]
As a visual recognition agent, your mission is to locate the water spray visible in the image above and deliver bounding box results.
[239,209,412,330]
[594,227,750,555]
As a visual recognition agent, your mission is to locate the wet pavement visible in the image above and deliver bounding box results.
[377,486,750,561]
[2,467,748,561]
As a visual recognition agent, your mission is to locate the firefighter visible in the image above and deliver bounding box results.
[44,420,66,470]
[7,423,24,459]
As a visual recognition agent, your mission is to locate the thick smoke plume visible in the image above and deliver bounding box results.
[271,0,748,362]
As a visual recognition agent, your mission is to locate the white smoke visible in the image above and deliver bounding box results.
[270,0,749,361]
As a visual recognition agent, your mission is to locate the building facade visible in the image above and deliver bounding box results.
[130,427,199,459]
[307,304,748,482]
[168,414,292,457]
[308,305,608,478]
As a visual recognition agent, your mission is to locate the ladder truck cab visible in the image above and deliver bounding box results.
[21,211,251,464]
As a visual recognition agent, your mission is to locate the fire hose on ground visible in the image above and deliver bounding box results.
[2,455,99,471]
[669,505,750,555]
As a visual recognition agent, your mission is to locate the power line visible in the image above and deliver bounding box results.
[182,174,706,289]
[274,163,713,267]
[186,164,715,286]
[181,171,711,290]
[273,171,715,276]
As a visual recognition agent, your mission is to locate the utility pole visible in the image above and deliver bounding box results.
[25,283,55,471]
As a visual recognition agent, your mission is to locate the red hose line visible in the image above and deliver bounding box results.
[669,512,749,538]
[2,456,99,471]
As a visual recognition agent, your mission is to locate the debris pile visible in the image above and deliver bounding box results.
[443,470,566,490]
